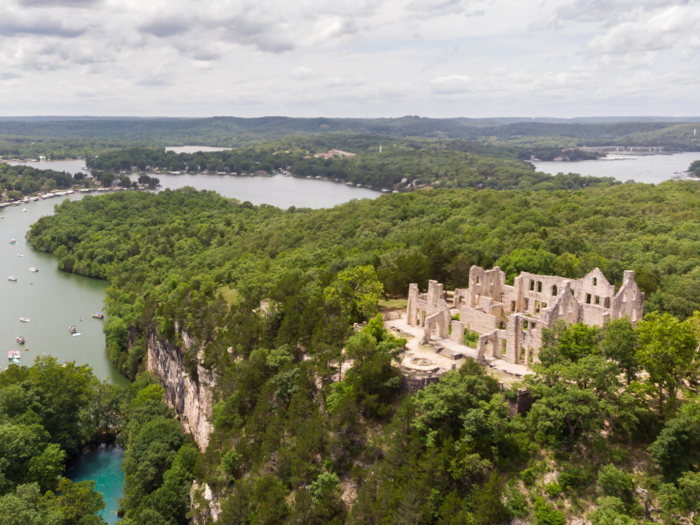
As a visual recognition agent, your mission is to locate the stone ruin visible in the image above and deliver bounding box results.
[406,265,644,368]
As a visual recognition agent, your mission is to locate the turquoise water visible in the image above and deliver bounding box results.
[66,444,125,525]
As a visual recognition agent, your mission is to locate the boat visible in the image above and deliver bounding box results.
[17,254,24,257]
[29,267,38,272]
[7,351,20,361]
[19,317,30,323]
[16,336,25,344]
[69,325,77,333]
[8,276,17,282]
[92,313,105,319]
[9,239,16,244]
[22,208,26,212]
[73,333,81,337]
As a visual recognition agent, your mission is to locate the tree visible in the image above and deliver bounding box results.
[323,265,384,323]
[600,318,639,386]
[471,473,506,525]
[527,355,636,441]
[44,478,106,525]
[657,471,700,521]
[587,497,637,525]
[648,398,700,482]
[636,312,698,416]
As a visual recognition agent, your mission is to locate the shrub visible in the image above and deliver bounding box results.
[598,464,634,503]
[545,482,562,498]
[534,497,566,525]
[521,468,536,486]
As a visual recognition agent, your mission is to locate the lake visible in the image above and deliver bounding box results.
[532,152,700,184]
[7,159,87,175]
[133,172,379,208]
[0,196,128,385]
[165,145,232,154]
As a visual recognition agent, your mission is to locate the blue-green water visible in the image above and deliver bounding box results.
[66,444,124,525]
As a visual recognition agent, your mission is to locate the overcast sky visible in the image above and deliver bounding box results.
[0,0,698,118]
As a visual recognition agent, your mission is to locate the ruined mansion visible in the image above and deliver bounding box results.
[405,266,644,368]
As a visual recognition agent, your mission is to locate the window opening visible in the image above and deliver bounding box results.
[552,285,558,296]
[476,276,480,284]
[537,281,543,293]
[595,296,600,305]
[586,294,592,304]
[535,301,541,314]
[524,298,529,311]
[511,301,516,312]
[604,297,610,308]
[523,320,528,330]
[530,280,535,291]
[502,340,507,355]
[593,277,598,286]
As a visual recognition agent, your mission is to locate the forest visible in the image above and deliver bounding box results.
[1,116,699,151]
[0,163,75,199]
[20,180,700,524]
[86,140,613,192]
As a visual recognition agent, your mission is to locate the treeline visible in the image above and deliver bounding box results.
[690,160,700,177]
[87,142,616,191]
[0,163,74,199]
[25,185,700,523]
[0,136,159,161]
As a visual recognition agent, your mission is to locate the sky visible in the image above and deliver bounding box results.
[0,0,699,118]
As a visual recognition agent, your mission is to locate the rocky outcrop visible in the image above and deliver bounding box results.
[146,327,216,451]
[190,481,222,524]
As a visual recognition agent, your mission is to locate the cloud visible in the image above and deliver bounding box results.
[0,12,87,38]
[18,0,103,7]
[583,5,700,57]
[431,75,473,94]
[293,67,315,79]
[138,19,192,38]
[549,0,693,26]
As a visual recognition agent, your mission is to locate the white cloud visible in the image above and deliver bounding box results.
[0,0,698,117]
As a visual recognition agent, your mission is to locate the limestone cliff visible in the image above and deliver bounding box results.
[146,327,216,451]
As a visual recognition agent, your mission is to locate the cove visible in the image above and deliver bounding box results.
[66,444,125,525]
[533,152,700,184]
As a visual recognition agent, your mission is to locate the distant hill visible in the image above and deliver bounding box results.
[0,116,698,150]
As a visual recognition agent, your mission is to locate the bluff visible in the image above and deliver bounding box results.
[146,326,216,451]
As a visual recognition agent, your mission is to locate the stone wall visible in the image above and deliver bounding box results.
[459,305,497,334]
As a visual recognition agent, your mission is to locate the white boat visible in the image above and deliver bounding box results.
[73,333,81,337]
[22,208,26,212]
[19,317,30,323]
[29,267,38,272]
[9,239,16,244]
[7,351,20,361]
[8,276,17,282]
[17,254,24,257]
[92,312,105,319]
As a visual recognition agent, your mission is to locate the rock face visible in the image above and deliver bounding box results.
[190,481,222,524]
[146,327,216,451]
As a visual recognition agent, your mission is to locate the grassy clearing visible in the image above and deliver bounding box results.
[218,285,238,305]
[378,297,408,310]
